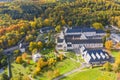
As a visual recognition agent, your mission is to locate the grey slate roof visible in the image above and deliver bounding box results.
[96,30,105,33]
[57,38,64,43]
[66,27,96,33]
[71,39,103,44]
[85,49,112,63]
[65,35,81,39]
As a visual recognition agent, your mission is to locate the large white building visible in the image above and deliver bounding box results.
[80,46,113,64]
[56,27,106,51]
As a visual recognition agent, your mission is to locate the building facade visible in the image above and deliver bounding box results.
[80,46,113,64]
[56,27,106,51]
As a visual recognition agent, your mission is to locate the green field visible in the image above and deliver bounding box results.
[61,50,120,80]
[4,58,80,80]
[111,50,119,58]
[61,68,116,80]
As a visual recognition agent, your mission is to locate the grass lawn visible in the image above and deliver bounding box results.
[36,58,81,80]
[55,58,80,74]
[111,50,119,58]
[4,58,80,80]
[61,68,116,80]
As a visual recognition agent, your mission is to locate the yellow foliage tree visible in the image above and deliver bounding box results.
[37,41,43,50]
[30,21,37,29]
[37,58,44,68]
[55,25,61,33]
[48,58,56,66]
[44,19,50,26]
[16,56,22,64]
[58,53,64,61]
[92,22,104,30]
[22,75,30,80]
[22,52,27,60]
[103,62,112,71]
[53,69,60,77]
[105,40,113,50]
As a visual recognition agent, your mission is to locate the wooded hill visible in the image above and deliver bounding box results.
[0,0,120,27]
[0,0,120,49]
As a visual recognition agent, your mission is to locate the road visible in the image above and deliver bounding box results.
[53,63,88,80]
[111,25,120,32]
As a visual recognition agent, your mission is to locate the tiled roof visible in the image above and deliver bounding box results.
[96,30,105,33]
[72,39,103,44]
[66,27,96,33]
[65,35,81,39]
[83,49,112,63]
[57,38,64,43]
[86,35,102,39]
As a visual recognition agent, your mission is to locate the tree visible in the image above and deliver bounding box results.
[37,41,43,50]
[32,67,41,77]
[113,63,119,72]
[113,54,120,72]
[53,69,60,77]
[37,58,44,68]
[22,52,27,60]
[117,21,120,28]
[16,56,22,64]
[10,75,22,80]
[61,19,66,26]
[92,22,104,30]
[30,21,37,29]
[103,62,112,71]
[105,40,113,50]
[29,42,37,51]
[46,70,53,79]
[58,53,64,61]
[43,19,50,26]
[22,75,30,80]
[48,58,56,66]
[55,25,61,33]
[13,50,20,57]
[0,73,9,80]
[117,73,120,80]
[68,21,72,27]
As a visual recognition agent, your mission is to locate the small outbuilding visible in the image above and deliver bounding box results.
[32,53,42,62]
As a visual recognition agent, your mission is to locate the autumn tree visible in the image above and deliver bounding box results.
[37,58,44,68]
[92,22,104,30]
[22,52,27,60]
[61,19,66,26]
[29,42,43,51]
[43,19,50,26]
[113,53,120,72]
[22,75,30,80]
[30,21,37,29]
[16,56,22,64]
[46,70,53,79]
[37,41,43,50]
[105,40,113,50]
[53,69,60,78]
[103,62,112,71]
[58,53,64,61]
[48,58,56,66]
[55,25,61,33]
